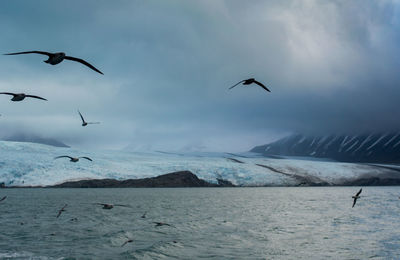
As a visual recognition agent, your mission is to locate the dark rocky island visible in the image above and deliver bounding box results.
[49,171,234,188]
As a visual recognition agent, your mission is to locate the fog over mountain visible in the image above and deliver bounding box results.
[0,1,399,151]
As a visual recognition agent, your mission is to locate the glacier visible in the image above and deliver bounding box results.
[0,141,398,187]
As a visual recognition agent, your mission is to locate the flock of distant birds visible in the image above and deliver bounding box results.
[0,194,172,247]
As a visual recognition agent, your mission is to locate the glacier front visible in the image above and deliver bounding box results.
[0,141,398,186]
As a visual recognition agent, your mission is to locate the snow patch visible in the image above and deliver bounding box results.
[385,134,399,147]
[346,140,359,152]
[367,134,387,150]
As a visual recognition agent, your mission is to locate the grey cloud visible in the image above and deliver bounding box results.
[0,0,399,152]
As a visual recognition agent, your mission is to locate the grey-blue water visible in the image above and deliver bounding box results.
[0,187,399,259]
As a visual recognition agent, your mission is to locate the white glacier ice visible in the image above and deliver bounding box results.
[0,141,397,187]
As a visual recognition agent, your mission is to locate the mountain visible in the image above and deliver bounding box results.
[2,134,69,148]
[251,133,400,163]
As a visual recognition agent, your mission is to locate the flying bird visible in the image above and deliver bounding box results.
[153,222,172,227]
[0,196,7,202]
[121,239,133,247]
[352,188,362,208]
[57,204,68,218]
[4,51,103,75]
[54,156,92,162]
[95,203,130,210]
[141,211,147,218]
[229,78,270,92]
[78,110,100,127]
[0,92,47,101]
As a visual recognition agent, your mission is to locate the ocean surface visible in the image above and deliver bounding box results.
[0,187,399,259]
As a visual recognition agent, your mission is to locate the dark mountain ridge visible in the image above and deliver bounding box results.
[251,133,400,163]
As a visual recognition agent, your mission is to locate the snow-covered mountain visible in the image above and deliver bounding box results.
[251,133,400,163]
[1,141,400,186]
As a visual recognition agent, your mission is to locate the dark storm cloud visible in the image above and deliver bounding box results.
[0,0,399,151]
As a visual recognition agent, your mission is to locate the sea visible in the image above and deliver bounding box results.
[0,187,399,259]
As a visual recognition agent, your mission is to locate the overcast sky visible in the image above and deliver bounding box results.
[0,0,399,152]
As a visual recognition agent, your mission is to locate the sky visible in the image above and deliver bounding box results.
[0,0,400,152]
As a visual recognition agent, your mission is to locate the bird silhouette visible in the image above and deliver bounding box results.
[352,188,362,208]
[229,78,270,92]
[4,51,103,74]
[54,156,92,162]
[78,110,100,127]
[95,203,130,210]
[121,239,133,247]
[0,196,7,203]
[0,92,47,101]
[153,222,173,227]
[57,204,68,218]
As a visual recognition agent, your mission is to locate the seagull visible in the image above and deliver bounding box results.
[54,156,92,162]
[141,211,147,218]
[78,110,100,127]
[352,188,362,208]
[153,222,172,227]
[121,239,133,247]
[0,92,47,101]
[229,78,271,92]
[4,51,103,75]
[95,203,130,210]
[57,204,68,218]
[0,196,7,203]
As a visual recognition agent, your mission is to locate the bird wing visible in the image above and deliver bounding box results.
[4,51,51,56]
[228,80,245,90]
[78,110,85,123]
[253,80,271,92]
[114,204,131,208]
[64,56,103,75]
[0,92,15,96]
[25,95,47,101]
[79,157,93,161]
[54,155,73,160]
[56,205,67,218]
[0,196,6,202]
[356,188,362,197]
[352,198,357,208]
